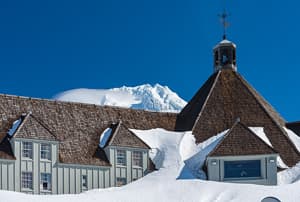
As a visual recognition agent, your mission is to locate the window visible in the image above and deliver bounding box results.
[40,173,51,191]
[132,151,143,167]
[82,175,88,189]
[116,150,126,166]
[21,172,33,189]
[22,142,33,159]
[224,160,261,179]
[116,177,126,187]
[41,143,51,160]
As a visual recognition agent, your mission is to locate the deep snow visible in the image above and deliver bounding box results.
[2,128,300,202]
[53,84,187,112]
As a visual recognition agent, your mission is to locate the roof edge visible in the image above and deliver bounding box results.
[191,71,221,132]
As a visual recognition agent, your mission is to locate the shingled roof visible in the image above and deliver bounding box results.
[105,122,150,149]
[0,94,177,166]
[11,113,57,141]
[208,121,277,157]
[176,69,300,166]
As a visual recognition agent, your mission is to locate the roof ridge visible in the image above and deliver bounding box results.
[235,72,285,124]
[191,71,221,132]
[238,122,278,154]
[10,113,31,139]
[207,120,238,157]
[106,122,122,146]
[125,126,151,149]
[235,72,300,157]
[29,114,58,140]
[0,93,178,115]
[11,113,58,141]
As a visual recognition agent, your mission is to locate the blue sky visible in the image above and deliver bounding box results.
[0,0,299,121]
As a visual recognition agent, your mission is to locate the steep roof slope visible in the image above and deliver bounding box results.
[0,94,177,166]
[177,69,300,166]
[209,121,277,157]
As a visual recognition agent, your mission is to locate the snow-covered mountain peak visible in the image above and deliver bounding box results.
[53,84,187,112]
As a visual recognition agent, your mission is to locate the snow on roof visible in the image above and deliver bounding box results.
[7,118,23,137]
[2,127,300,201]
[249,127,273,148]
[220,39,232,44]
[182,129,229,179]
[283,127,300,153]
[250,127,288,169]
[99,128,113,148]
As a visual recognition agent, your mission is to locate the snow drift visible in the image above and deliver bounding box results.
[2,128,300,202]
[53,84,187,112]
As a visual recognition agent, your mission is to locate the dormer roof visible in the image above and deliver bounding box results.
[104,122,150,149]
[208,121,278,157]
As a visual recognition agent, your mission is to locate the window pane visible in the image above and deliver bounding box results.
[224,160,261,179]
[22,142,33,159]
[82,175,88,189]
[116,150,126,166]
[132,151,142,167]
[116,177,126,187]
[40,173,51,191]
[21,172,33,189]
[41,143,51,160]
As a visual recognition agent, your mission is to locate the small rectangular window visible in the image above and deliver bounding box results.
[116,177,126,187]
[116,150,126,166]
[40,173,51,191]
[22,142,33,159]
[132,151,143,167]
[224,160,261,179]
[21,172,33,189]
[41,143,51,160]
[82,175,88,189]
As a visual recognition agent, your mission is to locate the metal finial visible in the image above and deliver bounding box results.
[218,9,230,40]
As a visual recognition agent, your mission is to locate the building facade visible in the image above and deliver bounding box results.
[0,115,150,194]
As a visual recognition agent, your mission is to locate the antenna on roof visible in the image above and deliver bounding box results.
[218,9,230,40]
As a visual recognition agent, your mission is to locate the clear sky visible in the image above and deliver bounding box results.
[0,0,299,121]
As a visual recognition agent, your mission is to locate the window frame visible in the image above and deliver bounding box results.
[21,172,33,190]
[40,173,52,192]
[22,142,33,159]
[40,143,51,161]
[116,149,126,166]
[132,151,143,168]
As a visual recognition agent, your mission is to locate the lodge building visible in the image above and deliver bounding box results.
[0,37,299,194]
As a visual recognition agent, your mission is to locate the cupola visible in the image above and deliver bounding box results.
[213,39,237,72]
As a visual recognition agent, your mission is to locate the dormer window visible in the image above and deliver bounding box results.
[22,142,33,159]
[41,143,51,160]
[132,151,143,167]
[116,150,126,166]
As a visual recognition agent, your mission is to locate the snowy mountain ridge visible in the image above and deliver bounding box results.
[53,84,187,112]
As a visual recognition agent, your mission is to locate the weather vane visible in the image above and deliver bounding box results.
[218,9,230,40]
